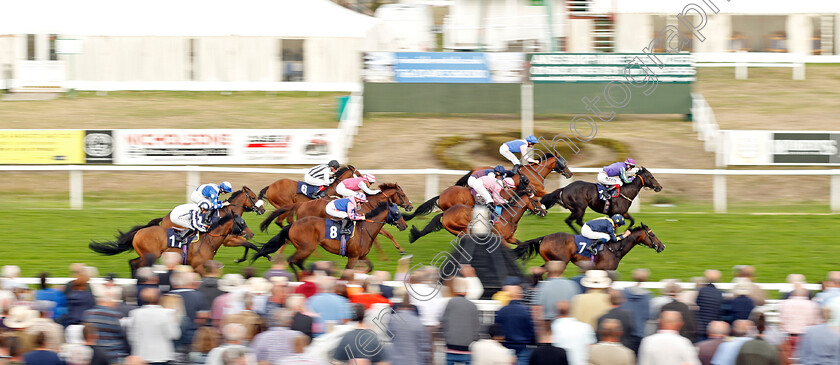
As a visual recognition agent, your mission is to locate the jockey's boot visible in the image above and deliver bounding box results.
[512,164,521,175]
[176,229,194,246]
[587,243,599,256]
[340,218,353,235]
[316,186,326,198]
[610,185,621,198]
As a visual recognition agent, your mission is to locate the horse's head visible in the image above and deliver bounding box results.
[636,167,662,192]
[636,223,664,253]
[229,186,266,215]
[380,182,413,212]
[550,154,574,179]
[231,214,255,240]
[341,165,363,179]
[386,203,408,231]
[520,190,547,217]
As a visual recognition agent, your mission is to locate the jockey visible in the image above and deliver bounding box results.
[598,158,638,198]
[467,166,515,207]
[581,214,629,256]
[169,201,212,245]
[326,192,368,235]
[190,181,232,210]
[500,135,539,174]
[304,160,341,198]
[336,173,381,198]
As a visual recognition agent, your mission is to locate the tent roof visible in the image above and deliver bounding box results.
[0,0,376,38]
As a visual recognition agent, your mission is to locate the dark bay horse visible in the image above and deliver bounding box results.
[541,167,662,233]
[90,213,255,276]
[408,190,547,246]
[513,224,665,270]
[257,166,361,226]
[453,153,573,197]
[159,186,265,263]
[250,202,407,279]
[259,183,413,255]
[403,173,535,221]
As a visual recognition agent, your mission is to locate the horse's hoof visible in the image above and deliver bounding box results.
[265,255,273,262]
[234,258,245,263]
[399,251,407,255]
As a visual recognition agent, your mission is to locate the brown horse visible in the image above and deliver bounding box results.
[540,167,663,233]
[259,183,413,255]
[250,202,407,279]
[408,190,547,246]
[159,186,266,263]
[90,213,255,276]
[453,153,573,197]
[513,224,665,270]
[257,166,361,226]
[403,173,536,221]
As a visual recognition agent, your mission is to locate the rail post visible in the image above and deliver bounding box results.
[425,170,439,201]
[714,173,727,213]
[629,193,641,213]
[69,169,83,210]
[186,168,200,203]
[831,170,840,213]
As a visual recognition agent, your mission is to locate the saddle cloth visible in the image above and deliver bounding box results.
[574,235,598,258]
[297,181,322,199]
[166,228,198,248]
[324,219,356,256]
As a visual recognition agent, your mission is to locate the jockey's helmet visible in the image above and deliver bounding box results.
[198,201,211,211]
[493,165,506,175]
[526,135,538,145]
[502,177,516,188]
[363,174,376,183]
[353,192,368,203]
[624,158,636,168]
[219,181,232,193]
[328,160,340,169]
[611,214,626,226]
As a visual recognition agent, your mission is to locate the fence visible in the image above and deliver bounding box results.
[1,165,839,213]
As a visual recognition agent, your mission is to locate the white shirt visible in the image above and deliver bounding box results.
[638,330,700,365]
[127,305,181,363]
[551,317,596,365]
[470,339,516,365]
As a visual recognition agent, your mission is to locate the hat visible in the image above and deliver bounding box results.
[294,281,317,298]
[246,277,273,295]
[733,278,752,296]
[581,270,612,289]
[218,274,246,292]
[3,306,38,329]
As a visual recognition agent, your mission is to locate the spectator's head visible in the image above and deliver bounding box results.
[221,347,250,364]
[504,285,522,301]
[170,271,191,289]
[732,278,752,297]
[38,272,49,290]
[452,277,469,296]
[750,311,767,335]
[218,274,246,293]
[161,252,180,269]
[222,323,247,344]
[241,266,256,280]
[787,273,806,286]
[581,270,611,291]
[135,267,157,285]
[315,276,336,294]
[545,261,567,277]
[363,277,381,295]
[663,279,682,298]
[350,303,366,322]
[731,319,751,337]
[95,285,122,307]
[270,308,294,328]
[706,321,730,339]
[204,260,224,277]
[192,326,221,354]
[1,266,20,280]
[270,254,287,269]
[598,318,623,342]
[704,270,721,284]
[608,288,625,306]
[632,268,650,283]
[373,271,391,283]
[285,294,305,312]
[487,323,504,341]
[659,310,684,332]
[293,335,311,354]
[556,301,571,318]
[139,287,160,305]
[741,265,755,280]
[825,271,840,289]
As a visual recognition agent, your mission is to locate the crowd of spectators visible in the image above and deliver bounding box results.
[0,256,838,365]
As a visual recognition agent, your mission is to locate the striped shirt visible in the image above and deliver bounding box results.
[250,327,304,363]
[83,305,128,363]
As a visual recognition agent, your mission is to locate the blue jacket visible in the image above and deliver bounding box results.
[196,184,224,209]
[332,198,351,211]
[584,216,618,241]
[494,300,536,350]
[505,139,527,154]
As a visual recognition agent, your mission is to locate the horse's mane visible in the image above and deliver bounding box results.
[378,183,399,190]
[535,152,555,162]
[208,214,236,231]
[366,201,391,217]
[228,190,243,201]
[335,166,350,176]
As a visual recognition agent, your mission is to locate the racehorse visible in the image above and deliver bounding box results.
[257,165,361,226]
[540,167,662,233]
[250,201,407,280]
[408,189,547,246]
[90,212,255,276]
[159,186,265,263]
[259,183,413,255]
[513,224,665,270]
[453,153,573,197]
[403,170,536,222]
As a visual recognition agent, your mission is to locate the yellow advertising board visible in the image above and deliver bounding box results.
[0,130,84,164]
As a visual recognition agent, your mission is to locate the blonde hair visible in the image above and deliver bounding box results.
[192,326,221,353]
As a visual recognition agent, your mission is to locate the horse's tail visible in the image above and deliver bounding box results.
[454,171,472,186]
[402,196,439,221]
[540,188,565,210]
[513,235,545,261]
[257,185,269,201]
[408,213,444,243]
[250,224,291,263]
[260,205,294,232]
[89,220,157,255]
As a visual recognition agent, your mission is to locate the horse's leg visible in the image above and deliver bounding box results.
[565,212,580,234]
[624,212,636,229]
[371,237,388,261]
[378,230,406,255]
[363,257,373,273]
[128,257,142,278]
[345,257,359,270]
